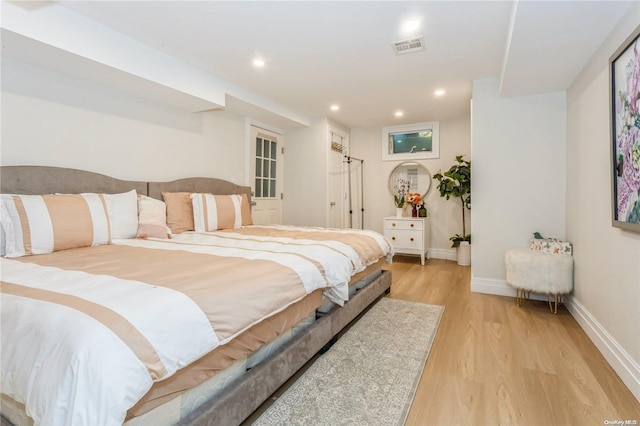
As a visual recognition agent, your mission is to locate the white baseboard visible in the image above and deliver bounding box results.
[471,277,640,403]
[564,295,640,402]
[428,248,456,261]
[470,277,546,301]
[471,277,512,297]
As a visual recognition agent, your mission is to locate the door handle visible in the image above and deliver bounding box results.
[250,201,257,206]
[330,201,336,206]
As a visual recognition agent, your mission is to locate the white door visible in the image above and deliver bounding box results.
[328,128,348,228]
[250,126,283,225]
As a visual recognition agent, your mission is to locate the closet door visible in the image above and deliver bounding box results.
[250,126,283,225]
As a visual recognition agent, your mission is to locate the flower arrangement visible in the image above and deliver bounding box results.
[406,192,422,207]
[393,178,409,208]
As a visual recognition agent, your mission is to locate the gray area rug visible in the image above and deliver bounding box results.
[252,297,445,426]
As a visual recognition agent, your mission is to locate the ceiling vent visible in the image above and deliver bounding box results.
[390,36,425,55]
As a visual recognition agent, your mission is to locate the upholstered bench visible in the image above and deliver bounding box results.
[505,238,573,314]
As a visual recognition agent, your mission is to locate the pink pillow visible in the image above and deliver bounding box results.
[136,195,170,239]
[162,192,194,234]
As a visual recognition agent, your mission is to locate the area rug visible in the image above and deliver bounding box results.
[252,297,444,426]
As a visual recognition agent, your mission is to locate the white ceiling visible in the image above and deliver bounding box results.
[32,1,639,128]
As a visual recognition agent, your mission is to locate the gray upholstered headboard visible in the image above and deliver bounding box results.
[0,166,147,196]
[148,177,252,203]
[0,166,252,205]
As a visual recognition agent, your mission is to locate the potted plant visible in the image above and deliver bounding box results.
[433,155,471,265]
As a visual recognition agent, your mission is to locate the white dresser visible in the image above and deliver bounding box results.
[383,217,430,265]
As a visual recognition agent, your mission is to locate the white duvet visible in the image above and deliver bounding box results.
[1,258,217,426]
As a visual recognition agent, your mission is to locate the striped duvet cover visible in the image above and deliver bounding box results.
[0,237,353,426]
[172,224,394,278]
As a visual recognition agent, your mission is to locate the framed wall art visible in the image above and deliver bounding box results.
[610,25,640,232]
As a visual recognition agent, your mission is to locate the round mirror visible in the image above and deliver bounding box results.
[388,162,432,199]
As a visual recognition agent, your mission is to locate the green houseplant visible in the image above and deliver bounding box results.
[433,155,471,248]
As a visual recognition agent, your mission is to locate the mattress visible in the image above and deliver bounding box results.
[0,238,344,425]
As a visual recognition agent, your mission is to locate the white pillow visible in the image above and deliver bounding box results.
[1,193,111,257]
[136,195,171,239]
[105,190,138,239]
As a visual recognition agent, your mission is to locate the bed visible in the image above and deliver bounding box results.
[0,166,393,426]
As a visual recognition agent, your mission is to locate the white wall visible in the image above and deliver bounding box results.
[282,117,329,226]
[350,115,471,258]
[565,3,640,400]
[282,117,351,227]
[470,78,567,292]
[1,58,247,183]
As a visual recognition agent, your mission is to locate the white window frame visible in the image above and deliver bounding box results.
[381,121,440,161]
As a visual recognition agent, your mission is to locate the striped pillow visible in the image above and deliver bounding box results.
[0,193,111,257]
[191,193,252,231]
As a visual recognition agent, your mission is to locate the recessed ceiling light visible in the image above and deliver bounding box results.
[253,58,265,68]
[330,105,340,111]
[434,89,446,97]
[402,19,421,35]
[395,111,404,117]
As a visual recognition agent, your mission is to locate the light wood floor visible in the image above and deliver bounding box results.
[387,256,640,426]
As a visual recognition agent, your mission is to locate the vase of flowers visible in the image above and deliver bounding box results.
[406,192,423,218]
[393,177,409,217]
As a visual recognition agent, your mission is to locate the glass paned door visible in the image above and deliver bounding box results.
[255,137,278,198]
[250,126,282,224]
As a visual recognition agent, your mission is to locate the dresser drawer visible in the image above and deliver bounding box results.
[385,230,423,250]
[383,219,423,231]
[383,216,430,265]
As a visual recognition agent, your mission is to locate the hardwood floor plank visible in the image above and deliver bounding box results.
[384,257,640,425]
[406,376,485,426]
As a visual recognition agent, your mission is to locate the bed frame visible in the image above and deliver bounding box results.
[0,165,392,426]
